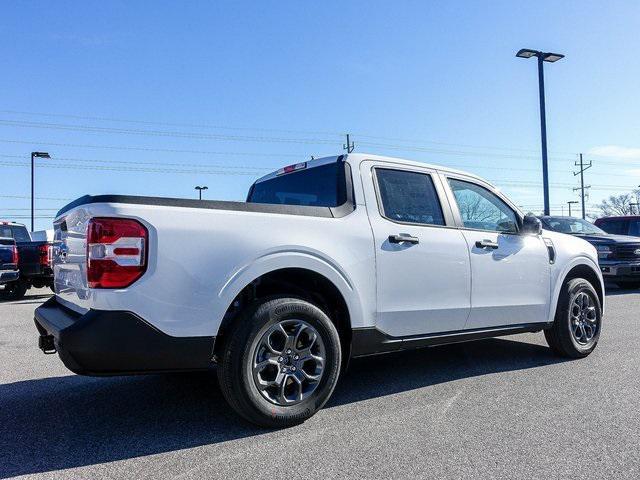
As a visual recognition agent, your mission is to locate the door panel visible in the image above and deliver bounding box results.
[443,174,551,328]
[460,230,550,328]
[361,161,471,337]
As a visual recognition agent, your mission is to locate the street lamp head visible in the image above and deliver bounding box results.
[32,151,50,159]
[516,48,564,62]
[516,48,539,59]
[542,52,565,63]
[195,186,208,191]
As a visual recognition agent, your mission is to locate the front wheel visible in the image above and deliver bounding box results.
[544,278,602,358]
[217,297,341,428]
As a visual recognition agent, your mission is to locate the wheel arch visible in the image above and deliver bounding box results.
[551,259,604,321]
[214,266,356,364]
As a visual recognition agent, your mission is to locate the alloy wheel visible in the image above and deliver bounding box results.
[570,291,599,345]
[252,319,326,406]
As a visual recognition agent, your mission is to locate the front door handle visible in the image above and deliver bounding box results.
[475,239,499,249]
[389,234,419,245]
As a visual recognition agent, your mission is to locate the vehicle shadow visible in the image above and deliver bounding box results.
[0,294,52,304]
[0,336,566,478]
[604,286,639,296]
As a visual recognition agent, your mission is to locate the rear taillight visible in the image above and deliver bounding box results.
[38,244,52,267]
[86,217,148,289]
[12,245,18,265]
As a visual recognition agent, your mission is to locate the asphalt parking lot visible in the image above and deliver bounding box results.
[1,288,639,479]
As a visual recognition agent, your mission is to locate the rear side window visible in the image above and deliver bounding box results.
[375,168,445,226]
[629,221,640,236]
[0,225,30,242]
[598,219,628,235]
[248,162,347,207]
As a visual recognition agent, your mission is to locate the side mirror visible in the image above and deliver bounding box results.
[521,214,542,235]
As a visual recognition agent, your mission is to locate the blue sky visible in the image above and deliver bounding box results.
[1,0,640,230]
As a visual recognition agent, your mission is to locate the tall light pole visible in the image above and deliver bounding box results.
[30,151,51,232]
[195,185,208,200]
[516,48,565,216]
[567,200,578,217]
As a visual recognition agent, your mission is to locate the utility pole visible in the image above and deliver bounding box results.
[343,134,354,153]
[573,153,592,220]
[567,200,579,217]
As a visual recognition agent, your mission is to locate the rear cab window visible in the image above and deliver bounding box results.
[248,162,347,207]
[0,225,31,242]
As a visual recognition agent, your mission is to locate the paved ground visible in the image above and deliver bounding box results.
[1,287,639,479]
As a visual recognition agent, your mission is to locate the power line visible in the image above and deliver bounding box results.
[1,108,583,156]
[0,194,72,201]
[0,139,307,158]
[0,119,340,145]
[0,153,275,171]
[0,161,265,176]
[0,109,346,138]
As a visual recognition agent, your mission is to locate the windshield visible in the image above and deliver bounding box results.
[248,162,347,207]
[542,217,606,235]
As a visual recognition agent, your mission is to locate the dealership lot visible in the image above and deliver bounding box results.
[1,288,639,480]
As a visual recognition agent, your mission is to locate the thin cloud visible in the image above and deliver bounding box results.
[589,145,640,159]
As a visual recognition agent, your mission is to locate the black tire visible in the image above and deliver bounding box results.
[0,281,28,301]
[544,278,602,358]
[615,281,640,290]
[217,297,341,428]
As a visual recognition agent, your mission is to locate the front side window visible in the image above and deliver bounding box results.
[375,168,445,226]
[448,178,518,233]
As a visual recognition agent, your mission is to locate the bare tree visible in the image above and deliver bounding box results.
[593,193,634,217]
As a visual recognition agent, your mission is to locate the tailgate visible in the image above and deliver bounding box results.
[53,208,91,313]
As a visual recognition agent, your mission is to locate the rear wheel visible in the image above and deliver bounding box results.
[615,281,640,290]
[545,278,601,358]
[217,297,341,428]
[0,281,28,301]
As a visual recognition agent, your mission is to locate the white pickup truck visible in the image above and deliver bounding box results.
[35,153,604,427]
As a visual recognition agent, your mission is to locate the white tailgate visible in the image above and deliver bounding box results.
[53,208,91,313]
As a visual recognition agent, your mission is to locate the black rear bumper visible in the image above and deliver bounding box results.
[0,270,19,284]
[34,297,215,376]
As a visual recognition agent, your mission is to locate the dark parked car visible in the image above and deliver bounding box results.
[0,237,20,286]
[539,216,640,289]
[594,215,640,237]
[0,221,54,300]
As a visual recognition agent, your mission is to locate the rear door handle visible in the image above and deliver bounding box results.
[389,234,419,245]
[475,239,499,249]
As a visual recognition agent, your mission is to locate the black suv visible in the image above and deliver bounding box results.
[539,216,640,289]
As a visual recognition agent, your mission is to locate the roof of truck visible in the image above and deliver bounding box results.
[254,153,489,186]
